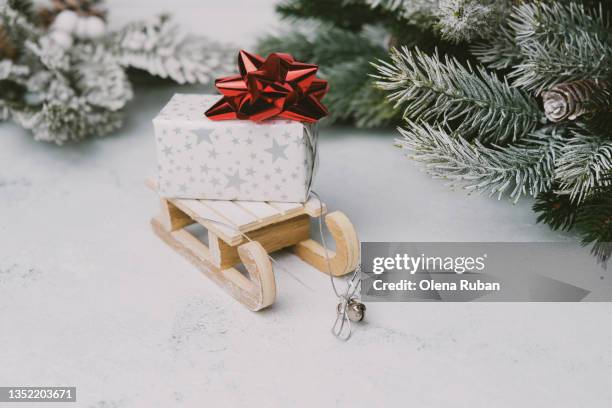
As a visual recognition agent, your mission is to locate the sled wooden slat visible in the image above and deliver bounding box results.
[201,200,259,230]
[268,201,303,215]
[173,199,240,242]
[235,201,282,220]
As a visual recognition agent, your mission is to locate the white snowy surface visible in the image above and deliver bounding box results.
[1,83,612,408]
[1,1,612,407]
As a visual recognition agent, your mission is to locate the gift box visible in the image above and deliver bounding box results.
[153,50,329,203]
[153,94,318,202]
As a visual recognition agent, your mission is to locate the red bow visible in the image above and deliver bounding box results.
[205,50,329,123]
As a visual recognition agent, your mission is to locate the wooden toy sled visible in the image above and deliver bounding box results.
[147,180,359,311]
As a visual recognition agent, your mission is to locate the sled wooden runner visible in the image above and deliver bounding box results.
[147,179,359,311]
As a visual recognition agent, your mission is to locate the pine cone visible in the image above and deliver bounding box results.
[0,25,17,60]
[542,79,612,123]
[52,0,106,17]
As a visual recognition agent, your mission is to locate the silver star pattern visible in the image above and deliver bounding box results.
[224,170,247,191]
[193,128,215,145]
[293,135,304,146]
[265,139,289,162]
[155,94,315,201]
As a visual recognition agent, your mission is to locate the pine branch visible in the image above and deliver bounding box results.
[470,25,522,70]
[276,0,441,40]
[396,123,564,201]
[371,0,513,42]
[323,57,375,124]
[6,0,38,26]
[257,30,316,64]
[0,59,29,117]
[373,47,542,144]
[11,101,124,144]
[0,58,30,83]
[366,0,416,12]
[260,26,384,68]
[575,174,612,264]
[276,0,386,31]
[366,0,437,23]
[533,188,579,231]
[509,1,612,94]
[472,1,612,90]
[511,1,611,51]
[72,43,133,111]
[555,128,612,203]
[111,14,232,85]
[325,56,401,127]
[258,26,400,127]
[511,33,612,95]
[576,112,612,136]
[534,180,612,264]
[436,0,512,43]
[0,0,42,48]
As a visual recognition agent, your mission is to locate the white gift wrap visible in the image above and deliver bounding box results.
[153,94,318,202]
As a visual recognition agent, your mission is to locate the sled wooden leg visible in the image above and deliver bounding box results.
[237,241,276,310]
[293,211,359,277]
[159,197,194,231]
[208,215,311,269]
[151,216,276,311]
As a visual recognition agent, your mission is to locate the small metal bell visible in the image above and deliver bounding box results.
[346,299,366,322]
[336,298,366,322]
[347,299,365,322]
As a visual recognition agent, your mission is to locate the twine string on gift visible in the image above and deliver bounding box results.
[331,271,361,341]
[310,191,362,341]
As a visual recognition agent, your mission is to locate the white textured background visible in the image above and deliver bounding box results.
[105,0,278,46]
[1,1,611,407]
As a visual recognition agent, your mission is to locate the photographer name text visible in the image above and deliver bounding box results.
[372,279,500,292]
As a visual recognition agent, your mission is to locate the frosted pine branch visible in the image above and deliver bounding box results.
[0,0,42,47]
[373,47,542,144]
[365,0,437,20]
[511,1,610,51]
[396,123,565,202]
[510,34,612,95]
[12,102,124,144]
[555,129,612,203]
[436,0,511,42]
[111,14,232,85]
[575,173,612,264]
[0,58,29,82]
[0,3,235,144]
[367,0,512,41]
[470,25,522,70]
[72,43,133,111]
[509,1,612,94]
